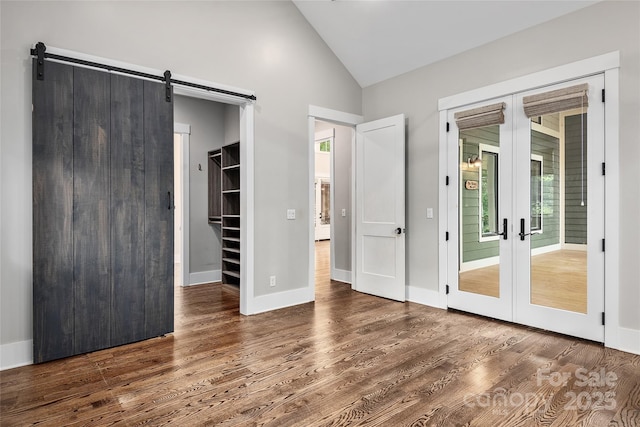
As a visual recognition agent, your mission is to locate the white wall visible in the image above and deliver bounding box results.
[174,95,225,276]
[362,0,640,336]
[0,1,361,363]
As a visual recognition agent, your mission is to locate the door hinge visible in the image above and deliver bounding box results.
[602,238,605,252]
[602,312,605,326]
[602,162,606,176]
[446,284,450,295]
[446,175,450,186]
[446,122,450,132]
[445,231,449,241]
[602,89,605,103]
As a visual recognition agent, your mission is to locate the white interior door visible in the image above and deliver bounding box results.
[355,114,405,301]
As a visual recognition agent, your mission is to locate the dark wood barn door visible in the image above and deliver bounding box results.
[32,60,173,364]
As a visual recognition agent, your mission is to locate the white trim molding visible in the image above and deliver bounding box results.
[332,268,352,284]
[173,126,191,289]
[406,286,447,310]
[1,340,33,371]
[250,288,313,315]
[438,51,619,111]
[615,327,640,356]
[188,270,222,286]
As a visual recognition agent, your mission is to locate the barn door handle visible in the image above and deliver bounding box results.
[497,218,508,240]
[168,191,172,210]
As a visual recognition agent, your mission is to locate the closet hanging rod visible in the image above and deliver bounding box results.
[30,42,257,102]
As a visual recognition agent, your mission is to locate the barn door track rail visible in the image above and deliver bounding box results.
[30,41,257,102]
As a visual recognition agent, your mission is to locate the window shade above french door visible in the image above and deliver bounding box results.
[522,83,589,118]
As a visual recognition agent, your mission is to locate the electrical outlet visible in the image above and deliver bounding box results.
[287,209,296,220]
[269,275,276,287]
[341,208,346,217]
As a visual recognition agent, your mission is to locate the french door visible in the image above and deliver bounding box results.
[447,75,605,342]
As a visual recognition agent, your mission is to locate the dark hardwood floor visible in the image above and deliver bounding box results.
[1,241,639,426]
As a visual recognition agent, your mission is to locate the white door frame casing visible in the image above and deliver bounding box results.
[307,106,363,299]
[438,51,626,351]
[174,123,191,289]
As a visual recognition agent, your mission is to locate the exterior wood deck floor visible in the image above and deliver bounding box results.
[1,241,638,426]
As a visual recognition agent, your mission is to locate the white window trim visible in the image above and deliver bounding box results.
[478,144,500,243]
[530,153,544,234]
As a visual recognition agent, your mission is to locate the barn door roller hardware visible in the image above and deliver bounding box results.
[29,42,257,102]
[33,42,46,80]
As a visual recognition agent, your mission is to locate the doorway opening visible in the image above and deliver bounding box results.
[173,97,243,311]
[312,120,354,293]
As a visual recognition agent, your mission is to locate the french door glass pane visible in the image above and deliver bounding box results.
[530,112,587,313]
[459,125,500,298]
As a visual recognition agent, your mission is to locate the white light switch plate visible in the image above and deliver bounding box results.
[341,208,346,217]
[426,208,434,219]
[287,209,296,220]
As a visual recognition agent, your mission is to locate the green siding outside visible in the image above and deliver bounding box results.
[565,114,588,244]
[531,130,560,249]
[460,124,561,264]
[460,126,500,263]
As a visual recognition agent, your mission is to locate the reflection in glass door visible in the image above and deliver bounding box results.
[314,178,331,241]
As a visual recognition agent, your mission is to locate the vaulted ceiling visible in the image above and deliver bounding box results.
[293,1,600,88]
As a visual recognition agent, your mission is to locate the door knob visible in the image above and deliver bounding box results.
[395,227,404,235]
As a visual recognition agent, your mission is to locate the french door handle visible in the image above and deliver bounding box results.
[497,218,508,240]
[519,218,533,240]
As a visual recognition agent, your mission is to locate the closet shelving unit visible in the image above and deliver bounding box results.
[209,141,241,286]
[208,149,222,224]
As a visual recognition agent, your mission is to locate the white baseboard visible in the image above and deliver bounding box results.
[249,287,313,315]
[332,268,351,284]
[562,243,587,251]
[615,327,640,356]
[460,256,500,272]
[1,340,33,371]
[187,269,221,286]
[406,285,447,310]
[531,243,561,256]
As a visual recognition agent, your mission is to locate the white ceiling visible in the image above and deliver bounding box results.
[293,0,600,88]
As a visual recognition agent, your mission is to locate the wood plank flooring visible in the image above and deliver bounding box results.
[1,242,638,426]
[459,250,587,313]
